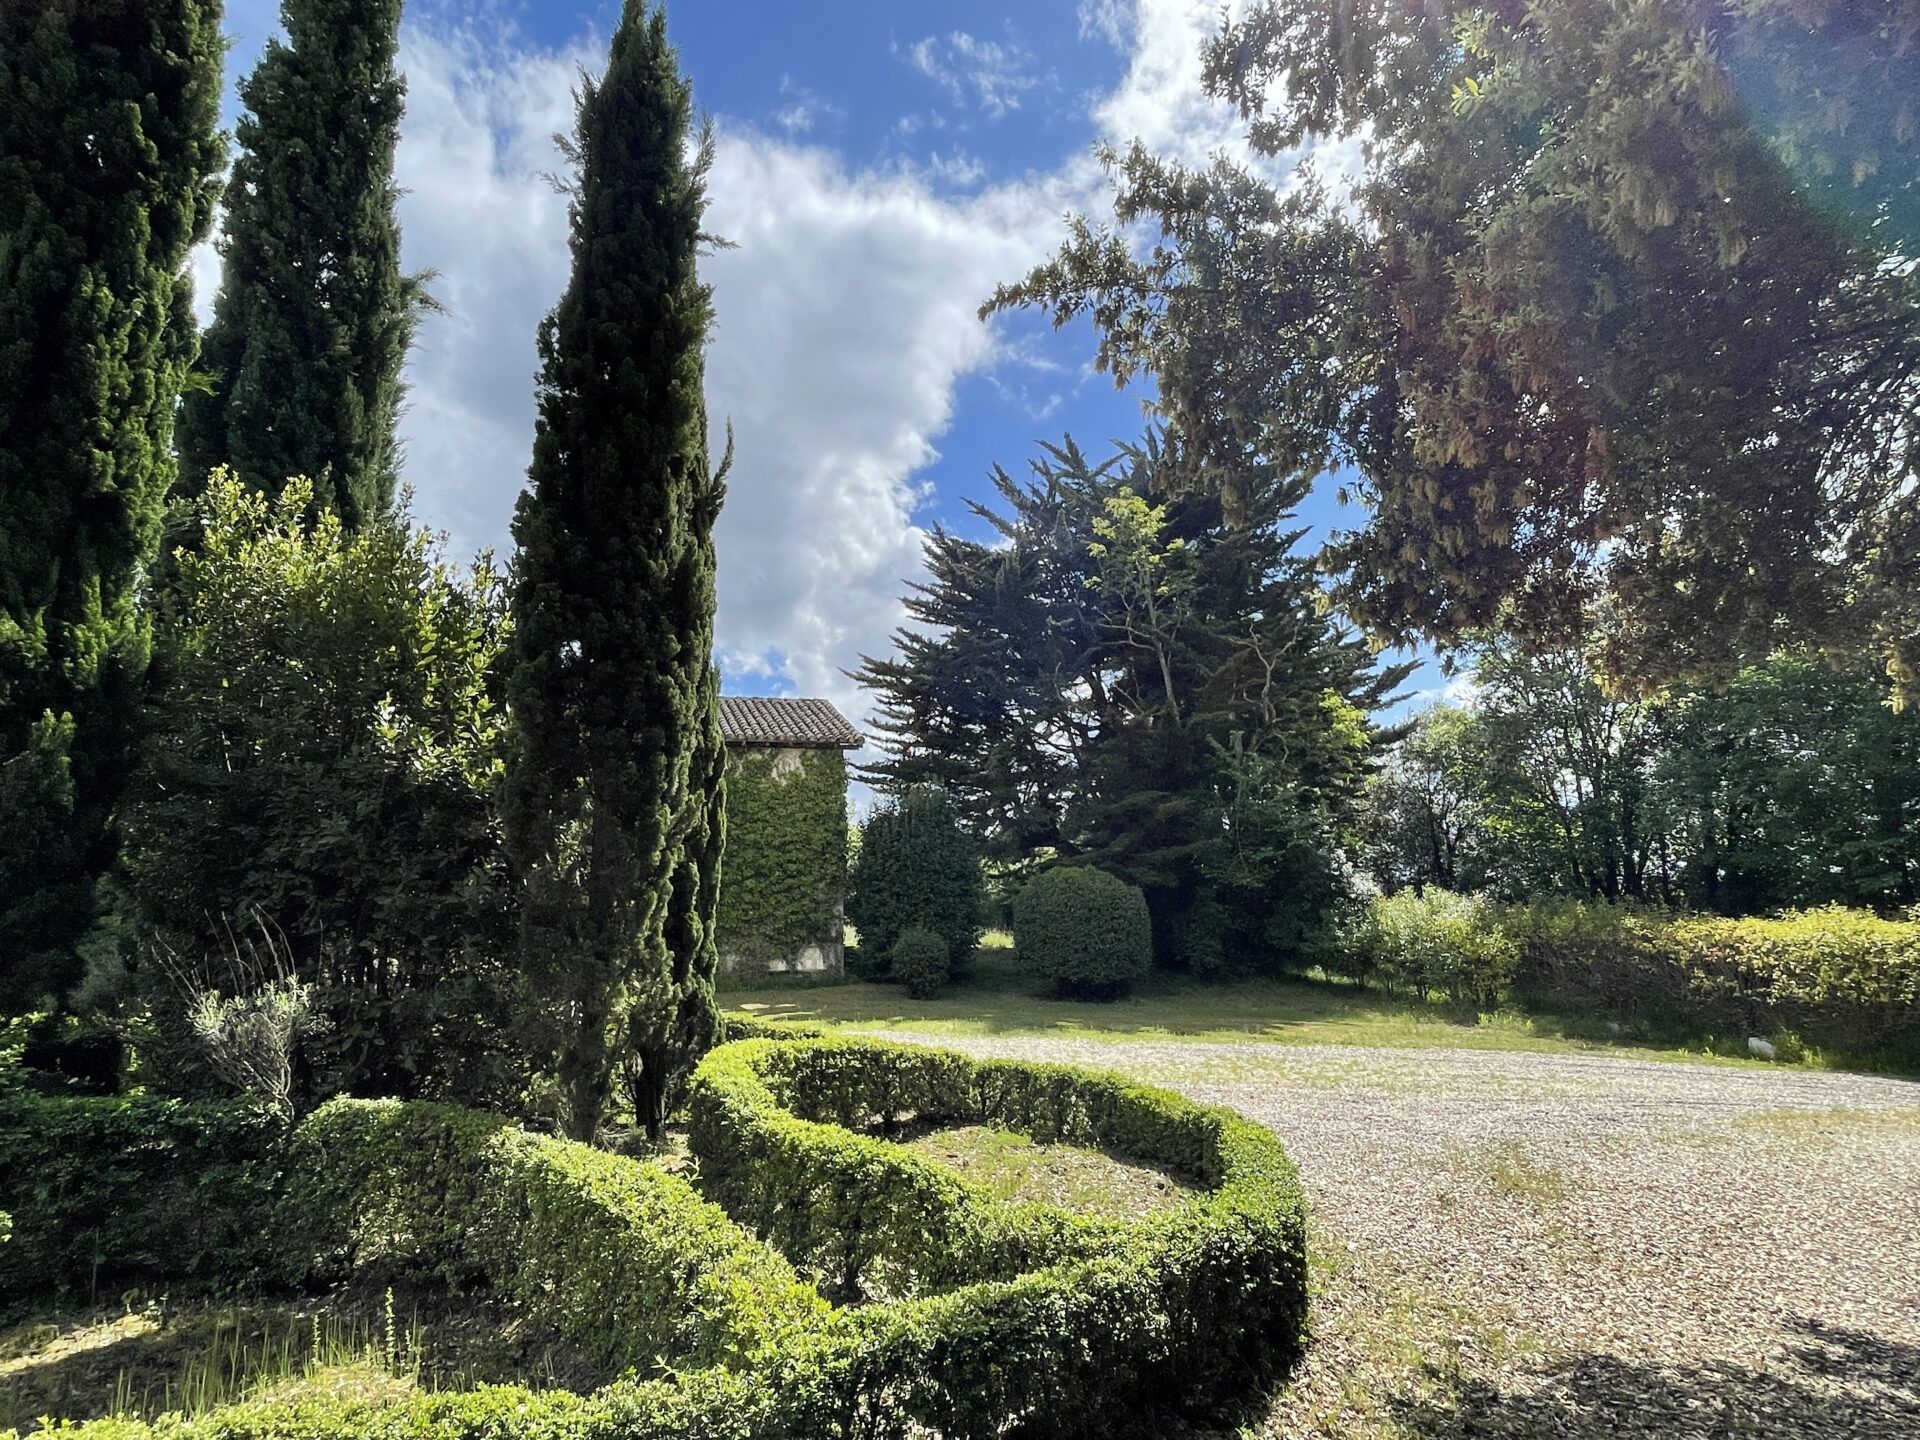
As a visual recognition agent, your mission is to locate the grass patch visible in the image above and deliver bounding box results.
[897,1124,1197,1218]
[727,947,1780,1068]
[1476,1143,1571,1206]
[0,1286,600,1427]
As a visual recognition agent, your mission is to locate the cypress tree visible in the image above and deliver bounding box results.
[504,0,729,1141]
[0,0,226,1005]
[175,0,422,529]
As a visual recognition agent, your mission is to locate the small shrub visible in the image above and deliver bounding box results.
[1343,890,1517,1008]
[846,788,986,972]
[1014,867,1152,998]
[889,927,951,999]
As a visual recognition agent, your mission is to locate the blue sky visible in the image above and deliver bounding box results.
[205,0,1441,723]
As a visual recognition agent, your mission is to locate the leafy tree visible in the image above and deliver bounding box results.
[175,0,427,529]
[112,475,516,1104]
[1358,706,1489,894]
[504,1,729,1141]
[855,436,1408,971]
[846,787,985,976]
[1652,659,1920,913]
[0,0,225,1007]
[1468,637,1664,902]
[994,0,1920,700]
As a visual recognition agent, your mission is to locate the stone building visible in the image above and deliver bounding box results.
[715,696,863,976]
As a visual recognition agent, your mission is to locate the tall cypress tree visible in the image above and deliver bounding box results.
[0,0,226,1006]
[176,0,422,529]
[504,0,728,1141]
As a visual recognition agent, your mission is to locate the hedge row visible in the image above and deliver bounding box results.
[686,1035,1310,1434]
[1334,891,1920,1060]
[289,1099,827,1372]
[0,1089,285,1307]
[1506,900,1920,1056]
[10,1036,1309,1439]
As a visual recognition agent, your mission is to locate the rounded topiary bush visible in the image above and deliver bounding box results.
[889,926,951,999]
[847,787,985,974]
[1014,866,1152,997]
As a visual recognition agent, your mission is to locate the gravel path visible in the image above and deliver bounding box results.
[874,1032,1920,1439]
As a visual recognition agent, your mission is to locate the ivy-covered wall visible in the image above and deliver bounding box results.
[717,746,850,975]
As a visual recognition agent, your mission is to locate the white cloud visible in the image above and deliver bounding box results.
[903,30,1046,119]
[189,1,1281,741]
[773,74,840,136]
[367,23,1087,731]
[1077,0,1133,49]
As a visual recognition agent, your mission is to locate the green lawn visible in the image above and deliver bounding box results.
[725,947,1777,1068]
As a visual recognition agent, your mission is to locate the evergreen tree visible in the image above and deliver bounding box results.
[0,0,225,1006]
[504,1,728,1141]
[176,0,424,529]
[856,436,1409,972]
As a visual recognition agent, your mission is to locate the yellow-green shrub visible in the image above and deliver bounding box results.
[1340,890,1517,1008]
[1506,901,1920,1058]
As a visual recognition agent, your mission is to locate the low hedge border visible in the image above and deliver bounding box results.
[687,1035,1309,1433]
[289,1098,828,1372]
[9,1037,1309,1440]
[0,1089,286,1308]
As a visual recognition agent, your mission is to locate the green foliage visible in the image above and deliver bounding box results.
[1650,659,1920,913]
[1013,867,1153,998]
[115,475,517,1106]
[1358,706,1490,895]
[0,0,225,997]
[503,1,727,1140]
[0,1090,285,1308]
[995,1,1920,700]
[686,1035,1309,1435]
[1359,653,1920,914]
[846,787,984,974]
[888,927,950,1000]
[289,1098,825,1373]
[1505,900,1920,1060]
[174,0,425,528]
[1339,891,1518,1010]
[14,1036,1309,1440]
[714,748,848,971]
[855,437,1405,972]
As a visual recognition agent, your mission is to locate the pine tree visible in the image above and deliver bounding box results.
[175,0,423,529]
[0,0,225,1006]
[503,0,728,1141]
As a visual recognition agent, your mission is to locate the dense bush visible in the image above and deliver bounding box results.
[846,787,985,976]
[290,1099,825,1372]
[888,926,951,999]
[1507,900,1920,1058]
[1338,890,1517,1008]
[1014,866,1153,996]
[0,1089,285,1307]
[111,476,519,1107]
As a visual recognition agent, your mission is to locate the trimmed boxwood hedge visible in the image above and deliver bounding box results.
[10,1036,1308,1440]
[686,1035,1310,1433]
[0,1089,286,1308]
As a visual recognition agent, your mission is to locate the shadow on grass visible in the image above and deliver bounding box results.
[1383,1320,1920,1440]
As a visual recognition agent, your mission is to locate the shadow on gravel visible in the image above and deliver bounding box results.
[1386,1320,1920,1440]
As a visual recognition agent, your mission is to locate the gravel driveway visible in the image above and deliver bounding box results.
[875,1032,1920,1439]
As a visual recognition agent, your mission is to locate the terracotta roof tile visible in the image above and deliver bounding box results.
[718,696,864,749]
